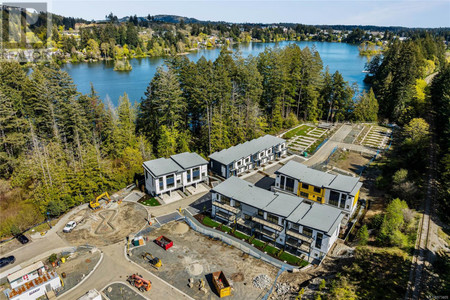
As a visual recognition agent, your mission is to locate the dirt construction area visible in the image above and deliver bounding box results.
[58,203,147,246]
[130,221,281,300]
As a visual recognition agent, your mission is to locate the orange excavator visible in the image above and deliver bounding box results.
[127,274,151,292]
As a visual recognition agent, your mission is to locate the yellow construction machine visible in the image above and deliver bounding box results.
[89,192,111,210]
[142,252,162,269]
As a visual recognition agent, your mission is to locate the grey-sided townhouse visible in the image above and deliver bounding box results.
[274,161,363,215]
[211,176,344,260]
[208,135,287,178]
[143,152,208,196]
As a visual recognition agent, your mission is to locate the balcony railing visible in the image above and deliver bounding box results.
[212,201,240,214]
[286,230,314,244]
[286,238,311,253]
[254,227,277,239]
[236,218,253,228]
[215,210,235,221]
[252,216,283,232]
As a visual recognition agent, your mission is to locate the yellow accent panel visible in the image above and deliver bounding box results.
[297,182,325,204]
[353,189,360,208]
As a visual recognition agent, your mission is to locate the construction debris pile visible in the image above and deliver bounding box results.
[275,282,290,296]
[252,274,272,289]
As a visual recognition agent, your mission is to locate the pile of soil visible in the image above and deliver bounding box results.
[231,272,244,282]
[172,222,189,234]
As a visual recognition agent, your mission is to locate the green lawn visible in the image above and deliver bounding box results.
[139,197,161,206]
[284,125,315,139]
[279,252,309,266]
[263,244,279,256]
[202,216,220,228]
[251,238,265,248]
[233,231,251,240]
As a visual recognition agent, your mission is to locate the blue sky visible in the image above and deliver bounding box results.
[47,0,450,28]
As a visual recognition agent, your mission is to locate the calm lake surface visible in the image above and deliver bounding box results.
[62,41,370,106]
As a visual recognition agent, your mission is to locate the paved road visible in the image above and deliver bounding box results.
[61,243,193,300]
[304,124,353,166]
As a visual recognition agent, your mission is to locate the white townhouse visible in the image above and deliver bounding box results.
[274,161,363,215]
[143,152,208,196]
[211,176,344,261]
[208,135,287,178]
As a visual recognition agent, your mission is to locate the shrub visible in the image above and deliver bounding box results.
[49,253,58,263]
[357,225,369,245]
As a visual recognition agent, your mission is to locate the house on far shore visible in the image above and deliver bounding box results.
[208,135,287,178]
[143,152,208,196]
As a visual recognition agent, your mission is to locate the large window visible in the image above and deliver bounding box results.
[280,176,286,189]
[329,191,340,207]
[187,171,191,182]
[290,223,299,231]
[234,201,241,208]
[302,183,310,190]
[221,195,231,205]
[302,227,313,237]
[300,191,309,198]
[316,233,323,249]
[258,209,264,217]
[286,177,295,192]
[339,195,346,209]
[313,186,321,193]
[267,213,279,225]
[193,167,200,181]
[159,179,164,190]
[166,175,175,189]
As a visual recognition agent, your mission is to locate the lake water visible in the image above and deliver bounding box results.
[62,41,370,106]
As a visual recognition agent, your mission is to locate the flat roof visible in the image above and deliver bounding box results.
[263,193,303,217]
[7,271,59,299]
[276,161,360,193]
[209,135,285,165]
[326,175,360,193]
[143,157,183,177]
[213,176,343,235]
[212,176,275,209]
[7,261,44,283]
[171,152,208,169]
[287,203,344,235]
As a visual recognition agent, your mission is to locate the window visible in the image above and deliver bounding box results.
[280,176,286,189]
[317,197,322,202]
[159,179,164,190]
[302,227,313,237]
[245,157,251,164]
[267,213,279,225]
[145,171,148,180]
[286,177,295,192]
[329,191,340,207]
[300,191,309,198]
[302,183,310,190]
[313,186,321,193]
[193,167,200,181]
[234,201,241,208]
[244,214,251,220]
[177,178,182,185]
[166,175,175,189]
[221,195,231,205]
[339,198,346,209]
[258,209,264,217]
[187,171,191,182]
[236,160,242,167]
[316,233,323,249]
[291,223,299,231]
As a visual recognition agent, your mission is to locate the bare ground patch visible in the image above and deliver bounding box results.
[58,203,147,246]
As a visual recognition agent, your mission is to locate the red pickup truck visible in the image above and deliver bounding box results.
[154,235,173,250]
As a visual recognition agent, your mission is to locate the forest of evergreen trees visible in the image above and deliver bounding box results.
[0,33,447,238]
